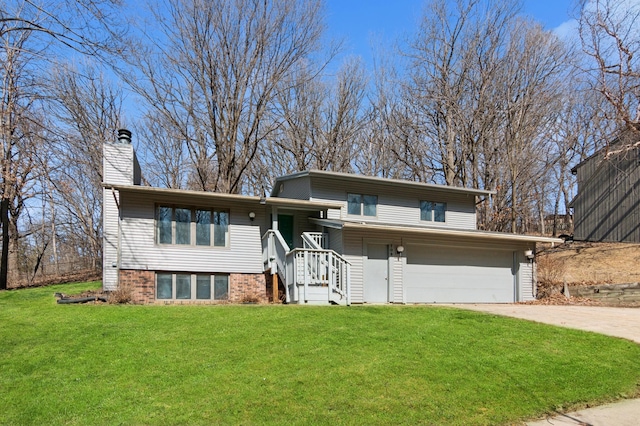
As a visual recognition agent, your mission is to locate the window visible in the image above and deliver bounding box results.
[196,275,211,299]
[347,194,362,215]
[213,211,229,247]
[157,207,172,244]
[347,193,377,217]
[175,209,191,245]
[196,210,211,246]
[420,201,446,223]
[156,273,229,301]
[156,206,228,247]
[156,273,173,299]
[214,275,229,300]
[176,274,191,299]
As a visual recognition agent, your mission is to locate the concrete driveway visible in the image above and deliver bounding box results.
[444,304,640,426]
[447,304,640,343]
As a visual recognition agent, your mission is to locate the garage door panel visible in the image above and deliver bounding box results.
[405,244,514,303]
[407,247,512,269]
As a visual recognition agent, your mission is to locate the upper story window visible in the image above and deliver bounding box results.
[420,201,446,223]
[157,206,229,247]
[347,193,377,216]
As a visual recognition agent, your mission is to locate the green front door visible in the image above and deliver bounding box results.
[278,214,295,249]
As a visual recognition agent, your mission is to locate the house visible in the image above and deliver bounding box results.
[103,130,561,305]
[570,131,640,243]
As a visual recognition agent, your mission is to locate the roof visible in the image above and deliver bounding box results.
[104,184,343,210]
[271,170,495,198]
[309,218,563,244]
[570,127,640,174]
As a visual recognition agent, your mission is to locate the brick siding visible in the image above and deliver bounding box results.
[119,269,155,304]
[118,269,270,304]
[229,273,269,303]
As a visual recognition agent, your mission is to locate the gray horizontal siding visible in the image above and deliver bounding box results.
[276,175,311,199]
[327,228,343,253]
[104,143,136,185]
[520,259,535,302]
[573,152,640,242]
[392,252,403,303]
[310,176,477,229]
[103,187,119,291]
[119,193,264,273]
[343,231,364,303]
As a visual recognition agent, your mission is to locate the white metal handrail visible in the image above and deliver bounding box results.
[302,232,328,249]
[287,247,350,305]
[262,230,291,302]
[263,231,350,305]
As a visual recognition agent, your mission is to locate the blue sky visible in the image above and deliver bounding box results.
[325,0,577,66]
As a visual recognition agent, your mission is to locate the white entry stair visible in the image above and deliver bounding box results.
[262,231,350,305]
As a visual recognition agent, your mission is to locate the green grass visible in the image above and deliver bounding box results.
[1,282,640,425]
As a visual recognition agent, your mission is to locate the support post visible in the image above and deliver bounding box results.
[272,272,279,303]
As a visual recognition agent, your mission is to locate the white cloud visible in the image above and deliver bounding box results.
[552,18,579,43]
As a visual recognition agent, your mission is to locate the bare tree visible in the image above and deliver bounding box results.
[403,0,521,187]
[48,64,123,270]
[124,0,326,194]
[0,23,45,289]
[1,0,124,56]
[258,57,367,182]
[0,0,125,289]
[579,0,640,137]
[497,21,570,232]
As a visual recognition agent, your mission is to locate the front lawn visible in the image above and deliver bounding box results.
[1,282,639,425]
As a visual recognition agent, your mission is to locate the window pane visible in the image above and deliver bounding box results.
[420,201,433,221]
[196,275,211,299]
[157,273,172,299]
[434,202,446,222]
[213,211,229,247]
[214,275,229,300]
[176,274,191,299]
[347,193,362,215]
[157,206,172,244]
[363,195,377,216]
[175,208,191,245]
[196,210,211,246]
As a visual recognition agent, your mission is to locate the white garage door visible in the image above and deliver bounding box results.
[404,244,515,303]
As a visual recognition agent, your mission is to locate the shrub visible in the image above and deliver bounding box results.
[536,254,567,298]
[108,282,133,304]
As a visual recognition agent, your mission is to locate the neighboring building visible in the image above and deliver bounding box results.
[104,130,560,305]
[570,132,640,243]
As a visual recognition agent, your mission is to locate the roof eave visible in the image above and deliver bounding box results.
[105,184,340,210]
[310,218,563,244]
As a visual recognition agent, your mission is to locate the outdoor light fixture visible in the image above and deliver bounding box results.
[524,249,534,260]
[249,211,256,221]
[397,245,405,255]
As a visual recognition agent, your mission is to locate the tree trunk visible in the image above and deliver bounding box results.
[0,198,9,290]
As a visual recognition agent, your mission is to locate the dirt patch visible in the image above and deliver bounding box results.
[535,242,640,307]
[538,241,640,285]
[9,269,101,290]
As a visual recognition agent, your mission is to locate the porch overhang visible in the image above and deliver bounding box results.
[309,218,563,244]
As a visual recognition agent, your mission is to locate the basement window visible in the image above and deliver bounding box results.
[156,273,229,301]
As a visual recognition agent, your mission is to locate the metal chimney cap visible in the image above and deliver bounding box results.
[117,128,132,144]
